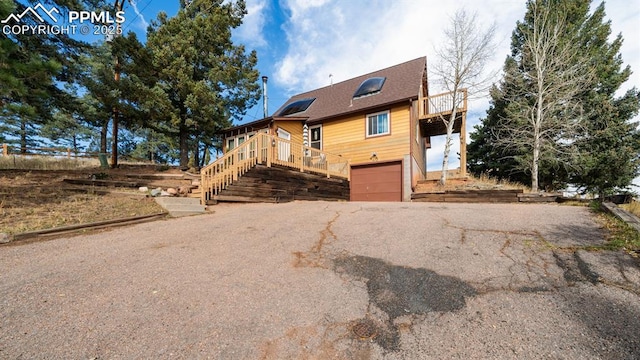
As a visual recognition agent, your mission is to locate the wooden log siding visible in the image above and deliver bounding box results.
[200,133,350,204]
[321,105,411,165]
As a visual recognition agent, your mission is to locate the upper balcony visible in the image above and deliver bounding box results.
[418,89,467,137]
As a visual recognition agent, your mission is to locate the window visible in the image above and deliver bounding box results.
[237,136,246,160]
[227,138,235,151]
[278,98,316,116]
[310,125,322,149]
[366,111,390,137]
[353,77,386,98]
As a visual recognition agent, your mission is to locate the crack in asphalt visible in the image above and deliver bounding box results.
[292,210,340,269]
[286,206,640,356]
[332,254,477,352]
[290,209,478,353]
[438,218,640,295]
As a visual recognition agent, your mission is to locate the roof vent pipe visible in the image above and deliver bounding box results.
[262,76,268,118]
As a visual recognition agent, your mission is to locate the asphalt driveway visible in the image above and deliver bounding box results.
[1,202,639,359]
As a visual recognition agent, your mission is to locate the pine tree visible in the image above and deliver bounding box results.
[1,0,109,152]
[468,0,640,193]
[145,0,260,169]
[570,3,640,197]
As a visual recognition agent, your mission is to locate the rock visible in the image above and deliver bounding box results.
[150,188,162,197]
[138,186,149,192]
[178,186,191,194]
[166,188,177,195]
[0,233,11,244]
[191,180,201,186]
[160,191,171,197]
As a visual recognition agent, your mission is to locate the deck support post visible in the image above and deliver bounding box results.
[460,111,467,177]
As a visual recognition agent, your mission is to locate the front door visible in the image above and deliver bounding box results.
[277,128,291,162]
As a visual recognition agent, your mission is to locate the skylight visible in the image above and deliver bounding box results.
[278,98,316,116]
[353,77,386,98]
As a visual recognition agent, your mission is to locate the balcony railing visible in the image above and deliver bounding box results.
[419,89,467,119]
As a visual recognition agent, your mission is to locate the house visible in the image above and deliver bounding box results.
[202,56,468,203]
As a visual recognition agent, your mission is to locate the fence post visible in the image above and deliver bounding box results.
[257,135,262,164]
[67,148,71,158]
[300,144,304,172]
[267,135,272,167]
[2,144,7,156]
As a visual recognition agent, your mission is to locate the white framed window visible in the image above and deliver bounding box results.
[310,125,322,150]
[366,110,390,138]
[237,135,246,160]
[227,138,235,151]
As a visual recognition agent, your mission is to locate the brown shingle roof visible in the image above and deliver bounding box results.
[274,57,427,124]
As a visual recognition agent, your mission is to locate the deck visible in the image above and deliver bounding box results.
[418,89,467,137]
[417,89,469,177]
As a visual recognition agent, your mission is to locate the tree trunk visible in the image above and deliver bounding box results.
[439,109,458,186]
[111,108,118,169]
[179,124,189,170]
[202,144,210,167]
[100,122,108,153]
[532,136,540,193]
[193,138,200,170]
[20,119,26,154]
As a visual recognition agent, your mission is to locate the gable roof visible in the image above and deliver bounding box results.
[274,56,427,124]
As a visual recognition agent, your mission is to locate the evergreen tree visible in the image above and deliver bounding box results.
[1,0,109,152]
[468,0,640,193]
[145,0,260,169]
[76,42,118,153]
[569,3,640,197]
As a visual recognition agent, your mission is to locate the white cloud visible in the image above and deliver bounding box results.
[605,2,640,95]
[272,0,640,170]
[234,0,268,48]
[274,1,525,95]
[129,0,149,30]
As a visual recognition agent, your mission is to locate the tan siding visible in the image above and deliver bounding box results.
[274,120,304,144]
[322,105,411,164]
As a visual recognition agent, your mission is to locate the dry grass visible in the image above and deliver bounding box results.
[0,163,186,235]
[620,200,640,218]
[474,173,530,191]
[0,155,100,170]
[592,205,640,255]
[416,173,529,192]
[0,194,162,234]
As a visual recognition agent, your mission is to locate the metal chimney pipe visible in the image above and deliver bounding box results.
[262,76,268,118]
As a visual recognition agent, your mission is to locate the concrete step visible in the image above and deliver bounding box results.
[154,197,206,217]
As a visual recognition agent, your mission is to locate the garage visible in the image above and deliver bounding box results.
[350,161,402,202]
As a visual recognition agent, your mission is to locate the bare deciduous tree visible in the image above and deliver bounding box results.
[495,3,594,192]
[431,9,496,186]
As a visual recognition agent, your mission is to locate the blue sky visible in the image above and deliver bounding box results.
[121,0,639,170]
[7,0,637,169]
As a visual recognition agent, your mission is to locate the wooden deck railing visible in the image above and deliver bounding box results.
[419,89,467,119]
[200,133,350,204]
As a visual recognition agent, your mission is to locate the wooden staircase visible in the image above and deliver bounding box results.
[200,133,350,204]
[212,165,349,203]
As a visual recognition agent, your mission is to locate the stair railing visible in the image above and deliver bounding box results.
[201,133,350,204]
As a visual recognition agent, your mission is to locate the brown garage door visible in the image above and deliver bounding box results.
[350,161,402,202]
